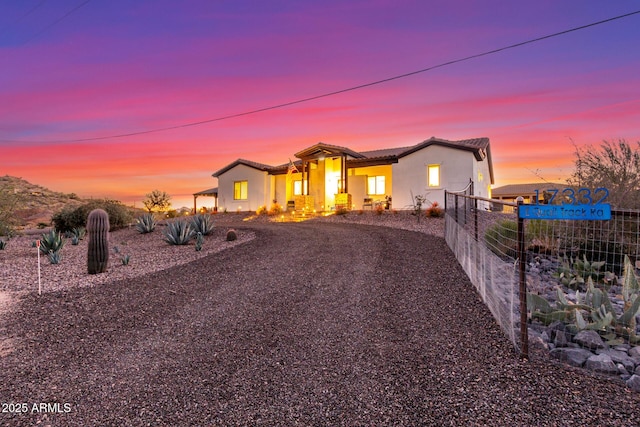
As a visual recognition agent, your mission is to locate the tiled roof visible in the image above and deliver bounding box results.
[212,158,273,177]
[492,183,565,197]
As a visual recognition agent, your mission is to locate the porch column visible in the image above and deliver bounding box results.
[341,155,348,193]
[306,161,311,195]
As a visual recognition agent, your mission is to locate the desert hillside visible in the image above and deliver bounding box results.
[0,175,87,229]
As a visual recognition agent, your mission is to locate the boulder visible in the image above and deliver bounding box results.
[598,349,636,374]
[584,354,618,375]
[549,347,594,367]
[574,330,605,350]
[629,346,640,358]
[626,375,640,392]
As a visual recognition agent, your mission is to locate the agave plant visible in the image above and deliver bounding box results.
[190,214,215,236]
[47,250,62,265]
[0,239,7,250]
[162,220,194,245]
[40,229,65,255]
[135,213,157,234]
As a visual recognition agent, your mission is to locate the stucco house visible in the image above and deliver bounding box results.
[212,136,494,213]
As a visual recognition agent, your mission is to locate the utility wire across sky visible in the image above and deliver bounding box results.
[3,9,640,145]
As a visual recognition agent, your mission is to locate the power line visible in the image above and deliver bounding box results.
[0,0,47,37]
[21,0,91,45]
[4,9,640,144]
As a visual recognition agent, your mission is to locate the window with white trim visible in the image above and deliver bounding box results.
[367,176,386,195]
[234,180,248,200]
[427,165,440,187]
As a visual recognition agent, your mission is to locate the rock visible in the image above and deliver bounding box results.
[626,375,640,392]
[584,354,618,375]
[598,349,636,373]
[574,330,605,350]
[226,229,238,241]
[629,346,640,358]
[617,363,631,377]
[549,347,594,367]
[614,344,631,352]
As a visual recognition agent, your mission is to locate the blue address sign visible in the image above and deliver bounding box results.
[518,187,611,220]
[518,204,611,220]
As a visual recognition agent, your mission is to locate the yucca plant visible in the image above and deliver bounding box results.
[135,213,157,234]
[163,220,194,245]
[0,239,7,250]
[190,214,215,236]
[40,229,65,255]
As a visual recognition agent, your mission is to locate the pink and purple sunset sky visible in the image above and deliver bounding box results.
[2,1,639,209]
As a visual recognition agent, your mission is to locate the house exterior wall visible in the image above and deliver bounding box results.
[392,145,477,209]
[473,155,492,199]
[217,164,269,212]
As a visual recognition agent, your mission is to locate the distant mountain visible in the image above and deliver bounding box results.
[0,175,87,228]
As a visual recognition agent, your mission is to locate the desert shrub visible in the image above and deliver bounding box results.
[190,214,215,236]
[335,207,348,215]
[268,202,283,216]
[484,219,519,260]
[256,205,268,215]
[163,220,194,245]
[425,201,444,217]
[135,213,157,234]
[52,199,132,233]
[375,204,384,215]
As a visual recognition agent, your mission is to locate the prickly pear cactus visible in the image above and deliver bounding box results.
[87,208,110,274]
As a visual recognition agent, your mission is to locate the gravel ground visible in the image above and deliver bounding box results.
[1,212,640,426]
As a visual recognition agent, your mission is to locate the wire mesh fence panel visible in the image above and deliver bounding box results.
[445,192,521,352]
[525,209,640,370]
[446,190,640,381]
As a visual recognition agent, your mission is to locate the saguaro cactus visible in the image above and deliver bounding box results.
[87,208,110,274]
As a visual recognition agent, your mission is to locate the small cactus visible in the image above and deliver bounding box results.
[226,229,237,242]
[87,209,110,274]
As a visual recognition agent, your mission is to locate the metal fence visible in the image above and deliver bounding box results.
[445,191,640,361]
[444,192,521,353]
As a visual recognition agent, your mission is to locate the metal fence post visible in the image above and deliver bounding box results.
[516,197,528,358]
[454,194,459,224]
[474,197,478,241]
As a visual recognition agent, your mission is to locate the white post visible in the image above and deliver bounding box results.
[36,240,41,296]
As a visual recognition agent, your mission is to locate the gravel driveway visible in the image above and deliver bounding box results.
[1,221,639,426]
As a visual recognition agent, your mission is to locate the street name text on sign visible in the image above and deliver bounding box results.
[518,204,611,220]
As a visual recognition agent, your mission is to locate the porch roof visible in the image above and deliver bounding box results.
[193,187,218,197]
[294,142,366,161]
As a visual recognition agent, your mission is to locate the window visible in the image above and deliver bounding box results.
[234,181,248,200]
[428,165,440,187]
[293,180,307,195]
[367,176,386,195]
